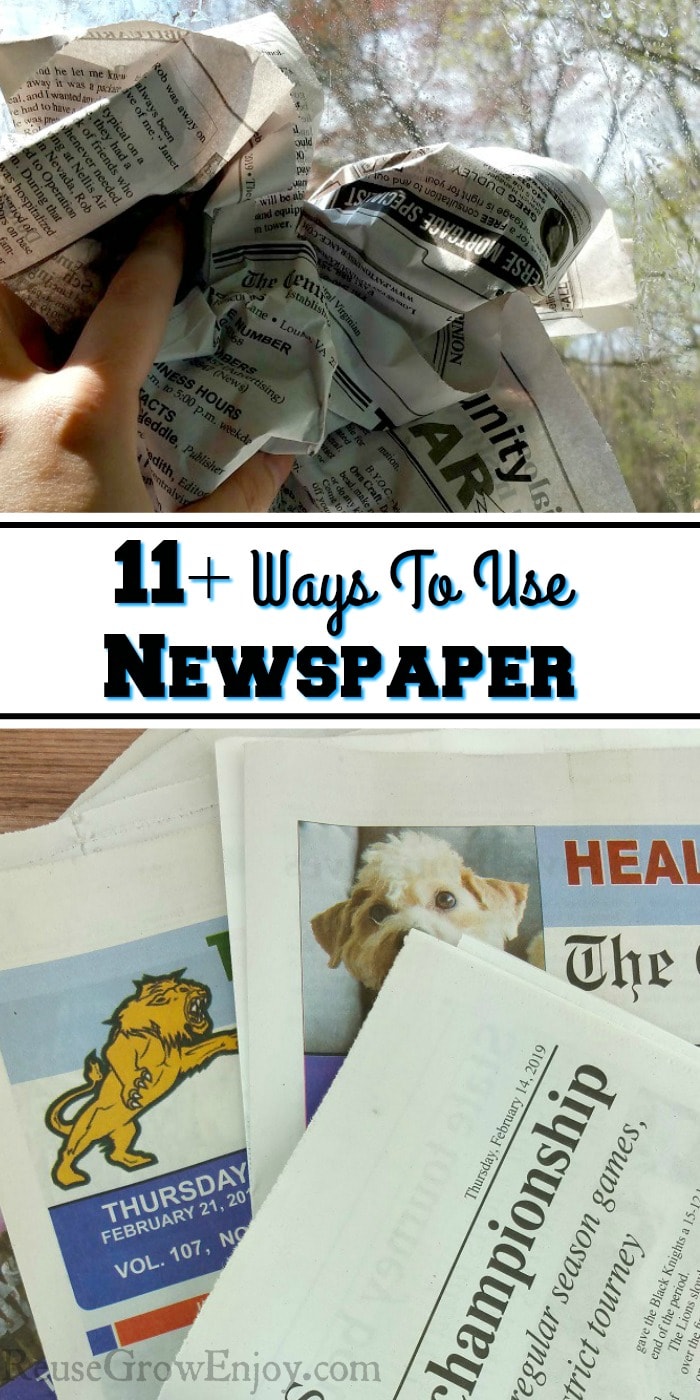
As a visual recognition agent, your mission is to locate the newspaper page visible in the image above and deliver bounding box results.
[0,729,524,1391]
[161,929,700,1399]
[279,290,634,512]
[0,727,341,1393]
[216,728,698,1173]
[235,740,700,1208]
[0,736,204,884]
[303,144,610,335]
[0,736,210,875]
[536,209,636,338]
[274,144,635,511]
[0,776,249,1400]
[0,24,635,511]
[0,721,353,1390]
[67,732,189,811]
[0,24,293,275]
[0,736,190,1393]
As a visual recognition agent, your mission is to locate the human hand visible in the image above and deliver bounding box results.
[0,208,294,513]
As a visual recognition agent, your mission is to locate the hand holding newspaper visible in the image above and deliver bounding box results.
[0,18,635,511]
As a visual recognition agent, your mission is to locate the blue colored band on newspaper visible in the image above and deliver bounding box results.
[49,1150,250,1310]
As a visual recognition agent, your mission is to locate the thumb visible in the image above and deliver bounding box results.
[180,452,295,513]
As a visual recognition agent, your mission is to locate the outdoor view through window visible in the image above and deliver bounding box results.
[1,0,696,510]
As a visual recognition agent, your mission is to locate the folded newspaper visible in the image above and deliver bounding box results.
[163,930,700,1397]
[0,726,358,1398]
[0,18,635,511]
[0,775,247,1400]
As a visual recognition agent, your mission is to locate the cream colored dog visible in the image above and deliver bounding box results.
[311,830,536,992]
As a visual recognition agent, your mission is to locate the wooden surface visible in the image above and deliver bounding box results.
[0,730,144,833]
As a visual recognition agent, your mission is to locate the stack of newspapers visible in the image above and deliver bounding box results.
[0,730,698,1398]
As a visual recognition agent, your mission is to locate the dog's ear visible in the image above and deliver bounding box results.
[461,869,529,923]
[502,880,529,914]
[460,867,489,909]
[310,901,353,968]
[486,877,529,915]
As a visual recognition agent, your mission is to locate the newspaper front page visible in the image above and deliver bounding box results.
[0,20,635,511]
[162,930,700,1398]
[0,722,361,1397]
[0,726,338,1397]
[0,777,247,1400]
[234,741,700,1208]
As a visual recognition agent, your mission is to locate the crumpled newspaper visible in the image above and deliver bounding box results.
[0,15,636,511]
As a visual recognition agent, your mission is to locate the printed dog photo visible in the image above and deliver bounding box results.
[299,822,544,1074]
[311,828,536,992]
[298,823,544,1118]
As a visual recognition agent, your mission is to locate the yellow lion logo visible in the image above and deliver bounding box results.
[46,970,238,1190]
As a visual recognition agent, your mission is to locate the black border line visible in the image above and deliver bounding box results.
[0,519,690,529]
[0,519,691,527]
[4,712,698,720]
[393,1043,559,1398]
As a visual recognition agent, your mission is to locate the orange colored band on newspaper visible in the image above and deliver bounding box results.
[115,1292,209,1345]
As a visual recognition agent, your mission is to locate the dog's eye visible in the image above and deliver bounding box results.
[435,890,457,910]
[369,902,392,925]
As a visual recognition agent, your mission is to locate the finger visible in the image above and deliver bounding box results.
[0,284,41,380]
[181,453,295,514]
[68,205,186,393]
